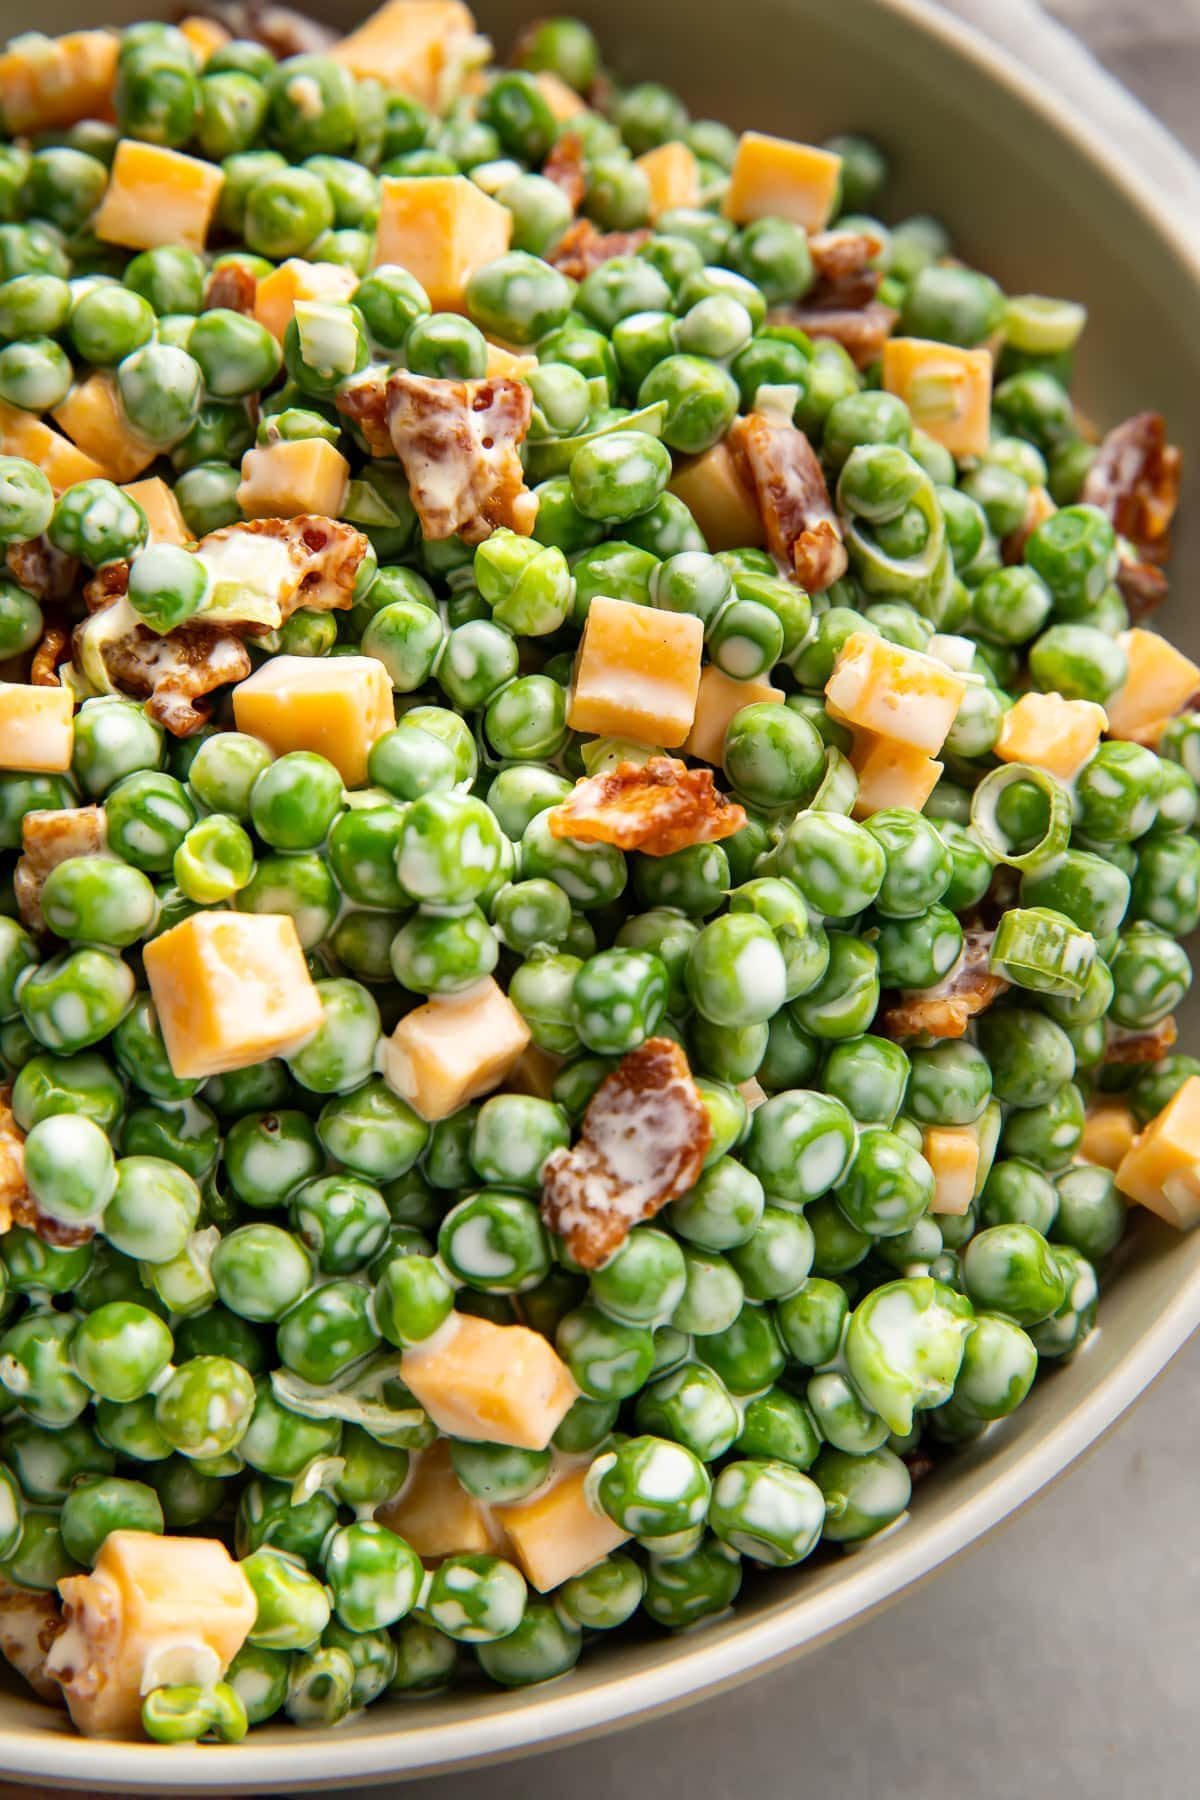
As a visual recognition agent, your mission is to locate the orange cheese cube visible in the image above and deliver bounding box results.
[237,438,351,520]
[636,141,700,220]
[143,911,323,1081]
[723,130,841,232]
[401,1312,578,1450]
[0,400,107,492]
[485,341,538,379]
[47,1532,255,1740]
[849,732,942,817]
[94,140,223,254]
[684,663,784,765]
[121,477,190,548]
[668,439,765,552]
[178,14,231,59]
[378,1440,507,1559]
[381,976,531,1122]
[536,70,586,120]
[253,258,358,345]
[882,338,993,460]
[52,374,157,484]
[0,683,73,772]
[0,30,118,135]
[496,1467,631,1593]
[827,632,965,755]
[1115,1075,1200,1229]
[332,0,481,107]
[1080,1101,1138,1173]
[500,1043,564,1100]
[923,1125,979,1216]
[1105,629,1200,742]
[232,654,394,788]
[568,594,703,749]
[373,175,511,313]
[995,690,1106,780]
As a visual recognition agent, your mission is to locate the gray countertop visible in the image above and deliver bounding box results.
[324,7,1200,1796]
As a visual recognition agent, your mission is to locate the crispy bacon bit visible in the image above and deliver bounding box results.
[30,619,69,687]
[549,756,747,858]
[1081,410,1181,564]
[75,607,251,736]
[549,217,652,280]
[1116,553,1169,621]
[1002,485,1057,565]
[542,130,586,211]
[204,260,258,316]
[83,561,130,614]
[541,1037,711,1269]
[339,369,536,544]
[6,535,78,603]
[201,515,368,624]
[14,805,107,933]
[883,928,1009,1041]
[773,299,899,370]
[0,1091,24,1237]
[728,409,848,591]
[184,0,336,56]
[808,227,885,298]
[1104,1016,1178,1065]
[0,1574,64,1705]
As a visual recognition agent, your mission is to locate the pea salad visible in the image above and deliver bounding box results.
[0,0,1194,1748]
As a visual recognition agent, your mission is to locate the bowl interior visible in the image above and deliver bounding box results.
[5,0,1200,1788]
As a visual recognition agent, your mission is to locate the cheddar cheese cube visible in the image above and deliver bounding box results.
[827,632,965,755]
[684,663,784,765]
[485,341,538,379]
[636,141,700,220]
[1080,1101,1138,1173]
[47,1532,255,1740]
[568,594,703,749]
[332,0,481,108]
[923,1126,979,1216]
[1115,1075,1200,1229]
[381,976,531,1121]
[52,374,157,484]
[373,175,511,313]
[995,690,1106,780]
[496,1467,631,1593]
[253,258,358,345]
[668,439,765,552]
[849,732,942,818]
[143,911,323,1081]
[881,337,993,460]
[94,140,224,254]
[400,1311,578,1450]
[0,400,107,492]
[536,69,587,120]
[237,438,351,520]
[0,30,118,135]
[121,477,190,548]
[1104,628,1200,743]
[0,683,74,772]
[501,1043,564,1101]
[723,130,842,232]
[177,14,231,59]
[378,1440,507,1559]
[232,654,394,787]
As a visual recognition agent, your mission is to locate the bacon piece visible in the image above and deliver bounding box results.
[542,130,586,212]
[0,1091,24,1237]
[30,618,69,686]
[549,218,652,280]
[6,535,78,603]
[808,226,885,302]
[185,0,336,56]
[728,409,848,591]
[883,928,1009,1041]
[82,561,130,614]
[1116,553,1169,621]
[74,606,251,736]
[14,804,107,933]
[204,261,258,316]
[339,369,536,544]
[541,1037,711,1269]
[1081,410,1181,564]
[549,756,747,857]
[1103,1016,1178,1065]
[774,299,899,370]
[0,1574,64,1705]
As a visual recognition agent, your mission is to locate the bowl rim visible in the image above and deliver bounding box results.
[7,0,1200,1787]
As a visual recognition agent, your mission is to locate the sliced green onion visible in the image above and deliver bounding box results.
[969,761,1072,872]
[989,905,1096,997]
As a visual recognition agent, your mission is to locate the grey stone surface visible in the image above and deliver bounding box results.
[322,7,1200,1793]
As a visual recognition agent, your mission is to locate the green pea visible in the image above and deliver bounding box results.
[0,1310,89,1427]
[743,1089,857,1206]
[813,1444,912,1542]
[423,1552,527,1643]
[642,1534,742,1628]
[239,1379,342,1481]
[277,1278,380,1383]
[962,1222,1066,1324]
[317,1078,428,1183]
[17,946,136,1054]
[557,1304,656,1400]
[244,166,335,258]
[709,1458,825,1566]
[569,427,672,523]
[224,1108,323,1209]
[736,1385,822,1468]
[60,1474,163,1567]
